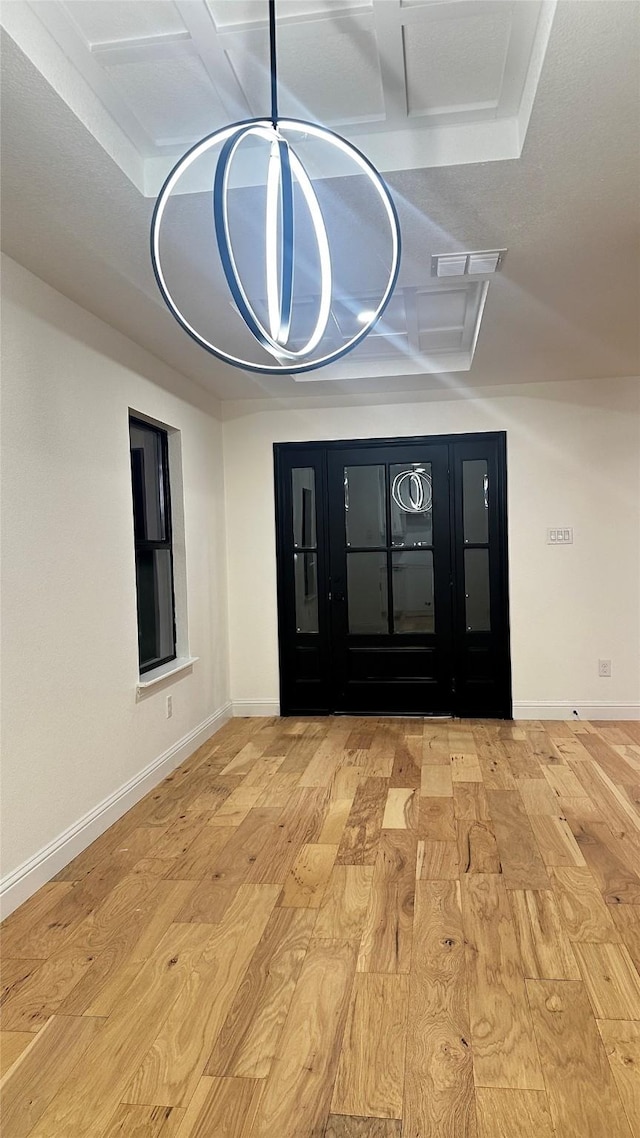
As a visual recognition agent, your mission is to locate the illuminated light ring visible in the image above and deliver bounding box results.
[150,117,401,375]
[392,469,432,513]
[214,124,332,361]
[266,138,293,343]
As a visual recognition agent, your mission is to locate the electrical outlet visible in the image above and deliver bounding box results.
[598,659,612,678]
[166,695,173,718]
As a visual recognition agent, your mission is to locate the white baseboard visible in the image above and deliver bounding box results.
[0,701,232,920]
[513,701,640,721]
[232,700,280,717]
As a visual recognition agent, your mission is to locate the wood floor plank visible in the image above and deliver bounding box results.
[528,814,587,866]
[502,740,544,779]
[456,819,501,874]
[247,938,357,1138]
[279,735,326,775]
[389,740,421,789]
[475,1089,555,1138]
[460,873,544,1090]
[1,958,45,1007]
[357,832,416,974]
[382,787,418,829]
[486,790,549,890]
[0,883,73,956]
[297,740,341,788]
[318,798,354,844]
[0,945,97,1032]
[211,786,264,826]
[165,826,234,880]
[248,788,330,881]
[559,794,603,824]
[123,885,280,1107]
[543,764,586,799]
[403,880,476,1138]
[421,765,453,797]
[579,733,640,786]
[69,879,198,1018]
[476,739,517,790]
[279,843,338,908]
[314,865,374,941]
[0,1014,105,1138]
[566,757,640,841]
[145,810,212,861]
[336,778,388,866]
[509,890,580,980]
[172,1075,263,1138]
[516,779,560,816]
[0,1031,34,1077]
[2,861,136,960]
[549,865,622,942]
[418,797,457,840]
[52,814,144,882]
[331,972,409,1119]
[451,753,483,783]
[417,840,459,880]
[102,1103,184,1137]
[610,905,640,970]
[569,820,640,905]
[240,756,286,789]
[205,907,316,1079]
[597,1020,640,1138]
[219,742,268,779]
[526,978,633,1137]
[3,718,638,1138]
[325,1118,401,1138]
[453,783,489,821]
[174,881,238,924]
[255,771,300,807]
[573,942,640,1019]
[27,922,215,1138]
[198,807,284,887]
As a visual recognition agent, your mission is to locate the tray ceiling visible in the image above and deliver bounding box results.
[7,0,556,194]
[1,1,638,404]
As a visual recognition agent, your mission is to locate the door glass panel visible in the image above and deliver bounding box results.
[463,460,489,544]
[392,551,434,633]
[464,548,491,631]
[390,462,433,547]
[347,552,388,633]
[292,468,316,548]
[294,552,319,633]
[344,466,386,547]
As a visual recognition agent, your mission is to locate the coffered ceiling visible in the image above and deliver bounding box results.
[11,0,554,188]
[1,1,638,405]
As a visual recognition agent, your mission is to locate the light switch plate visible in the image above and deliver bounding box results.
[547,528,573,544]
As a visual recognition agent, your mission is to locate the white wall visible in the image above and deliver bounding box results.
[223,378,640,719]
[2,252,638,918]
[1,256,230,914]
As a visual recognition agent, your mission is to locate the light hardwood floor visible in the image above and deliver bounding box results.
[2,717,640,1137]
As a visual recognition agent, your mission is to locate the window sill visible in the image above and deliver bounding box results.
[136,656,199,697]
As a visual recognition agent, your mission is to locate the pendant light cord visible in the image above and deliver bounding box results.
[269,0,278,127]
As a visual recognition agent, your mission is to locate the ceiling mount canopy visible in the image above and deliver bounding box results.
[150,0,401,376]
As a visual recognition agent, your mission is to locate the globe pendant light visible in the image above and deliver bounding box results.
[150,0,401,375]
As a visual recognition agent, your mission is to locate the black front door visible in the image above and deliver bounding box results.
[326,441,452,714]
[275,432,511,718]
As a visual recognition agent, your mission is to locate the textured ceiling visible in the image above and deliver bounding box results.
[1,0,639,407]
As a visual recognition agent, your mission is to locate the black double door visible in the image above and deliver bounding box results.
[275,432,511,718]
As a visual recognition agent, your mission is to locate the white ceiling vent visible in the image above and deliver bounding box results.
[432,249,507,277]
